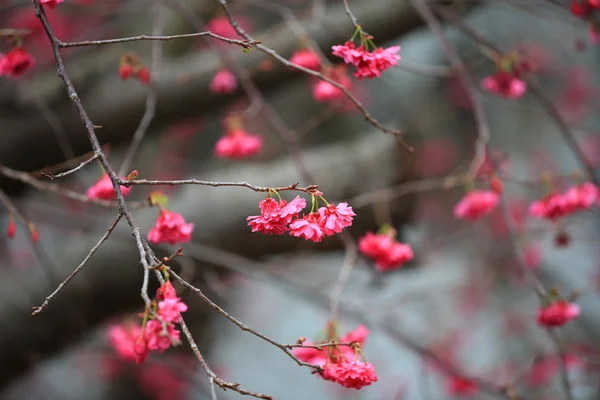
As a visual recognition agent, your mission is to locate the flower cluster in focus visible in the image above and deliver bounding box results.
[293,323,377,390]
[247,191,355,242]
[332,27,400,80]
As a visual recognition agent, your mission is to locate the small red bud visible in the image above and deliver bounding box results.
[134,338,148,364]
[119,63,133,80]
[136,67,150,85]
[490,175,503,193]
[127,170,139,180]
[7,216,16,239]
[554,231,570,248]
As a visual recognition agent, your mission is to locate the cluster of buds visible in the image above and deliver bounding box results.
[570,1,600,43]
[119,53,150,85]
[481,52,530,99]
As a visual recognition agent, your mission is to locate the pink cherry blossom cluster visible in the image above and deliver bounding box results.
[132,281,188,364]
[0,48,35,78]
[148,209,194,245]
[214,128,262,159]
[86,174,133,200]
[358,231,413,271]
[332,40,400,80]
[247,194,356,242]
[293,325,377,390]
[529,181,599,221]
[537,300,580,328]
[453,190,500,221]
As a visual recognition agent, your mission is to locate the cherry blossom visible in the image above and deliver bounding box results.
[247,195,306,235]
[318,202,356,235]
[214,129,262,159]
[148,210,194,245]
[144,319,181,352]
[136,66,150,85]
[359,232,413,271]
[290,49,322,72]
[86,175,132,200]
[210,69,238,94]
[108,324,142,362]
[537,300,580,328]
[329,360,378,390]
[157,297,188,323]
[332,40,400,79]
[289,212,324,242]
[0,48,35,78]
[453,190,499,221]
[157,280,177,300]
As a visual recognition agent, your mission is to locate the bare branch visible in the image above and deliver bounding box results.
[31,213,123,316]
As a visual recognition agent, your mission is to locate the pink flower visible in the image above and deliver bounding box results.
[290,49,322,71]
[358,232,413,271]
[148,210,194,245]
[108,324,142,362]
[447,376,478,397]
[86,175,132,200]
[134,338,149,364]
[247,215,288,235]
[247,196,306,235]
[0,48,35,78]
[214,129,262,159]
[289,212,324,242]
[358,232,394,259]
[329,361,378,390]
[40,0,64,9]
[277,196,307,223]
[158,297,188,323]
[157,281,177,300]
[332,41,400,79]
[210,69,237,94]
[318,202,356,235]
[563,182,598,210]
[206,16,251,39]
[529,192,574,221]
[340,325,369,345]
[453,190,499,221]
[537,301,580,328]
[376,242,414,271]
[144,320,181,352]
[481,71,527,99]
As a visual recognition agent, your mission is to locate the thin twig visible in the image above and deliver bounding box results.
[342,0,360,28]
[179,317,275,400]
[410,0,490,178]
[117,4,164,177]
[121,178,318,194]
[328,233,358,320]
[31,213,123,315]
[58,32,258,49]
[0,164,148,208]
[42,155,98,180]
[169,270,323,371]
